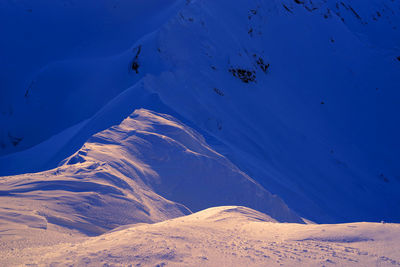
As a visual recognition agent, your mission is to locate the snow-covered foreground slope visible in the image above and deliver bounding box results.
[1,206,399,267]
[0,109,302,239]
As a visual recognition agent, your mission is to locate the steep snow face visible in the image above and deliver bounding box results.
[290,0,400,49]
[0,0,185,155]
[0,109,302,236]
[2,206,400,267]
[145,0,400,223]
[1,0,400,223]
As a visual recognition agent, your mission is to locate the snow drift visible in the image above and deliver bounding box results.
[2,206,400,267]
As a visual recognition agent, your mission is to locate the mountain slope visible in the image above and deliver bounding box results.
[1,1,400,265]
[0,109,302,237]
[0,0,186,156]
[1,0,399,224]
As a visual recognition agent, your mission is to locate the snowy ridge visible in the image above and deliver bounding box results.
[0,109,302,237]
[1,0,399,224]
[1,0,400,265]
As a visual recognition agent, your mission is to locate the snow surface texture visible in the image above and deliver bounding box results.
[1,206,400,267]
[1,0,400,265]
[0,109,302,237]
[1,0,399,224]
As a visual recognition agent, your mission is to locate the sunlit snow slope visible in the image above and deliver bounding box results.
[0,109,302,239]
[1,0,399,225]
[1,206,400,267]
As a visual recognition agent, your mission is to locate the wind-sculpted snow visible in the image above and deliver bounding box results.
[0,109,302,237]
[1,0,399,224]
[2,206,400,267]
[1,0,400,265]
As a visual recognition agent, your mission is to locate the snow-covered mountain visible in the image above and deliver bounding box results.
[1,0,399,224]
[0,0,186,156]
[0,109,301,238]
[1,0,400,265]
